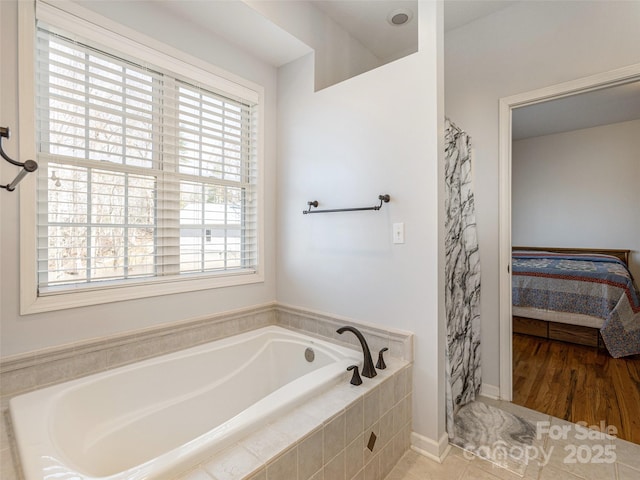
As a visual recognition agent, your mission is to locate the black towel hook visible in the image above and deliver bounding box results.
[1,126,38,192]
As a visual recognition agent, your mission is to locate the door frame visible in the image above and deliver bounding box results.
[497,63,640,401]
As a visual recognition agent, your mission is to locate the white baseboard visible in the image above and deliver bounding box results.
[410,431,450,463]
[480,383,500,400]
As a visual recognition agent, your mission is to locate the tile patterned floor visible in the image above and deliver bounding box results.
[385,398,640,480]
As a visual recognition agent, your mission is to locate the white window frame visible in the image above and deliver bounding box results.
[18,0,265,314]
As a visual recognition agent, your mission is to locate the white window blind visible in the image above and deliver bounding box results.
[35,25,259,293]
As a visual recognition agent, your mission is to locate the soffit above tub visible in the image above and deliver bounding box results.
[513,81,640,140]
[72,0,312,68]
[151,0,313,67]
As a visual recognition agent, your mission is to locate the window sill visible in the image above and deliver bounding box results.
[21,271,264,315]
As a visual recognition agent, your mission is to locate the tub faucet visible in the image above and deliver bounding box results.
[336,326,377,378]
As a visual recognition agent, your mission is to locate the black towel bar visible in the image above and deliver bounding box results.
[303,194,390,214]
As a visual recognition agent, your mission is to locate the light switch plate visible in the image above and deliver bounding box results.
[393,222,404,244]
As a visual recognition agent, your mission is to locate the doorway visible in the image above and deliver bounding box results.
[497,63,640,402]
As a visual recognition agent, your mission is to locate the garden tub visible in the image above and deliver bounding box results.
[10,325,360,479]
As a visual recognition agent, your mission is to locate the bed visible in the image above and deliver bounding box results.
[512,246,640,357]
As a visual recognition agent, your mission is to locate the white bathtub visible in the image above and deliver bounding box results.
[10,326,361,480]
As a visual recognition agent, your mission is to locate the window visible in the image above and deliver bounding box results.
[22,7,262,312]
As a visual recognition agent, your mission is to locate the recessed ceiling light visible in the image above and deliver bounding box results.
[387,8,413,26]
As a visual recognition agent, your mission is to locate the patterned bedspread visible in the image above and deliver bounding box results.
[512,251,640,357]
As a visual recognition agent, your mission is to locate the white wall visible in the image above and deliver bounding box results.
[0,0,278,356]
[3,0,447,447]
[445,0,640,389]
[513,119,640,281]
[276,2,446,446]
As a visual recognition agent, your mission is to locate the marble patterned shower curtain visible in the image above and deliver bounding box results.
[444,118,482,440]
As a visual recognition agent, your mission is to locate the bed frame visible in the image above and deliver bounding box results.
[512,246,631,351]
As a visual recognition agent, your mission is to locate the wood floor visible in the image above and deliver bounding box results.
[512,333,640,444]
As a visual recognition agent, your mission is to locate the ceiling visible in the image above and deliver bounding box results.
[148,1,518,67]
[443,0,519,31]
[311,1,640,138]
[513,81,640,140]
[93,1,638,139]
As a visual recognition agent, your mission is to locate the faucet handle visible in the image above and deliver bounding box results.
[347,365,363,385]
[376,347,389,370]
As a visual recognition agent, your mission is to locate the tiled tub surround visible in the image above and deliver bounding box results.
[0,303,413,479]
[276,304,413,364]
[179,356,412,480]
